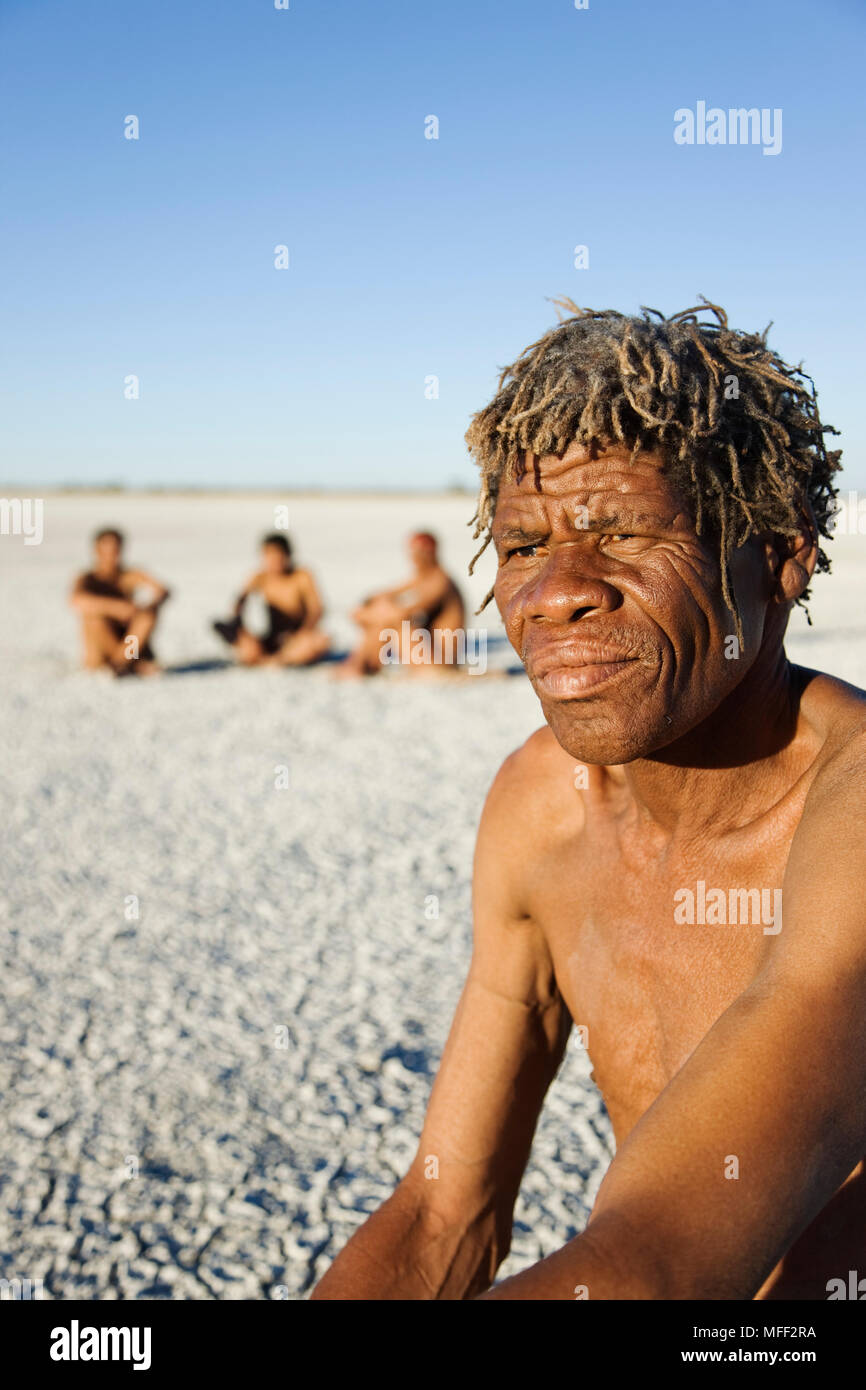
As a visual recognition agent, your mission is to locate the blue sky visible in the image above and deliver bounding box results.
[1,0,863,489]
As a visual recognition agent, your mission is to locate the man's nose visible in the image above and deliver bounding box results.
[523,545,621,623]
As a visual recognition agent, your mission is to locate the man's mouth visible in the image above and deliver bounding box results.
[527,644,639,700]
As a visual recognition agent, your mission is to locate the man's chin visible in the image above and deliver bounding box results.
[541,703,674,767]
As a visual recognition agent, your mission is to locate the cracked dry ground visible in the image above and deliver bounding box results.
[1,668,614,1299]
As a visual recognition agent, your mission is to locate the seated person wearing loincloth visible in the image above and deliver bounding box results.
[69,527,170,675]
[213,532,330,667]
[338,531,465,677]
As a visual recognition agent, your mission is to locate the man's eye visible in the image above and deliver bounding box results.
[603,532,655,554]
[508,543,540,558]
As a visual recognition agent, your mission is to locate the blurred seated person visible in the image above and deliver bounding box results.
[69,527,170,675]
[338,531,465,677]
[212,533,330,667]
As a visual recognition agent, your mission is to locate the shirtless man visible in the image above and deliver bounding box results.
[338,532,465,676]
[70,527,170,675]
[213,533,330,667]
[312,300,866,1301]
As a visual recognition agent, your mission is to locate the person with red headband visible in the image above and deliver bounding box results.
[337,531,465,677]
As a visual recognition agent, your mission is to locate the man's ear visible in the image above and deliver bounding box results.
[767,504,819,604]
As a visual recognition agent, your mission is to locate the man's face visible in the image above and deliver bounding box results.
[492,442,773,765]
[409,535,436,567]
[94,534,122,569]
[263,543,289,575]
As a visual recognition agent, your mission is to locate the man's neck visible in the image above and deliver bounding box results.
[618,649,815,840]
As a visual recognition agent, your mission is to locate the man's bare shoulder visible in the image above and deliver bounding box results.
[772,669,866,973]
[484,726,587,840]
[796,670,866,804]
[799,666,866,752]
[793,669,866,813]
[474,729,588,932]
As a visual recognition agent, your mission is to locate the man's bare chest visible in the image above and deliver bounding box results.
[262,575,304,612]
[529,830,792,1139]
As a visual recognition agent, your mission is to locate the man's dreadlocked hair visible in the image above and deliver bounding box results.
[465,297,841,640]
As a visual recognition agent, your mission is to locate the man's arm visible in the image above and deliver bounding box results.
[357,574,450,627]
[232,571,262,617]
[68,574,134,623]
[297,570,324,630]
[397,571,450,621]
[126,568,171,607]
[352,580,411,618]
[311,747,572,1299]
[481,734,866,1300]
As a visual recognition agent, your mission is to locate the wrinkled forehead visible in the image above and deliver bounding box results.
[492,445,694,528]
